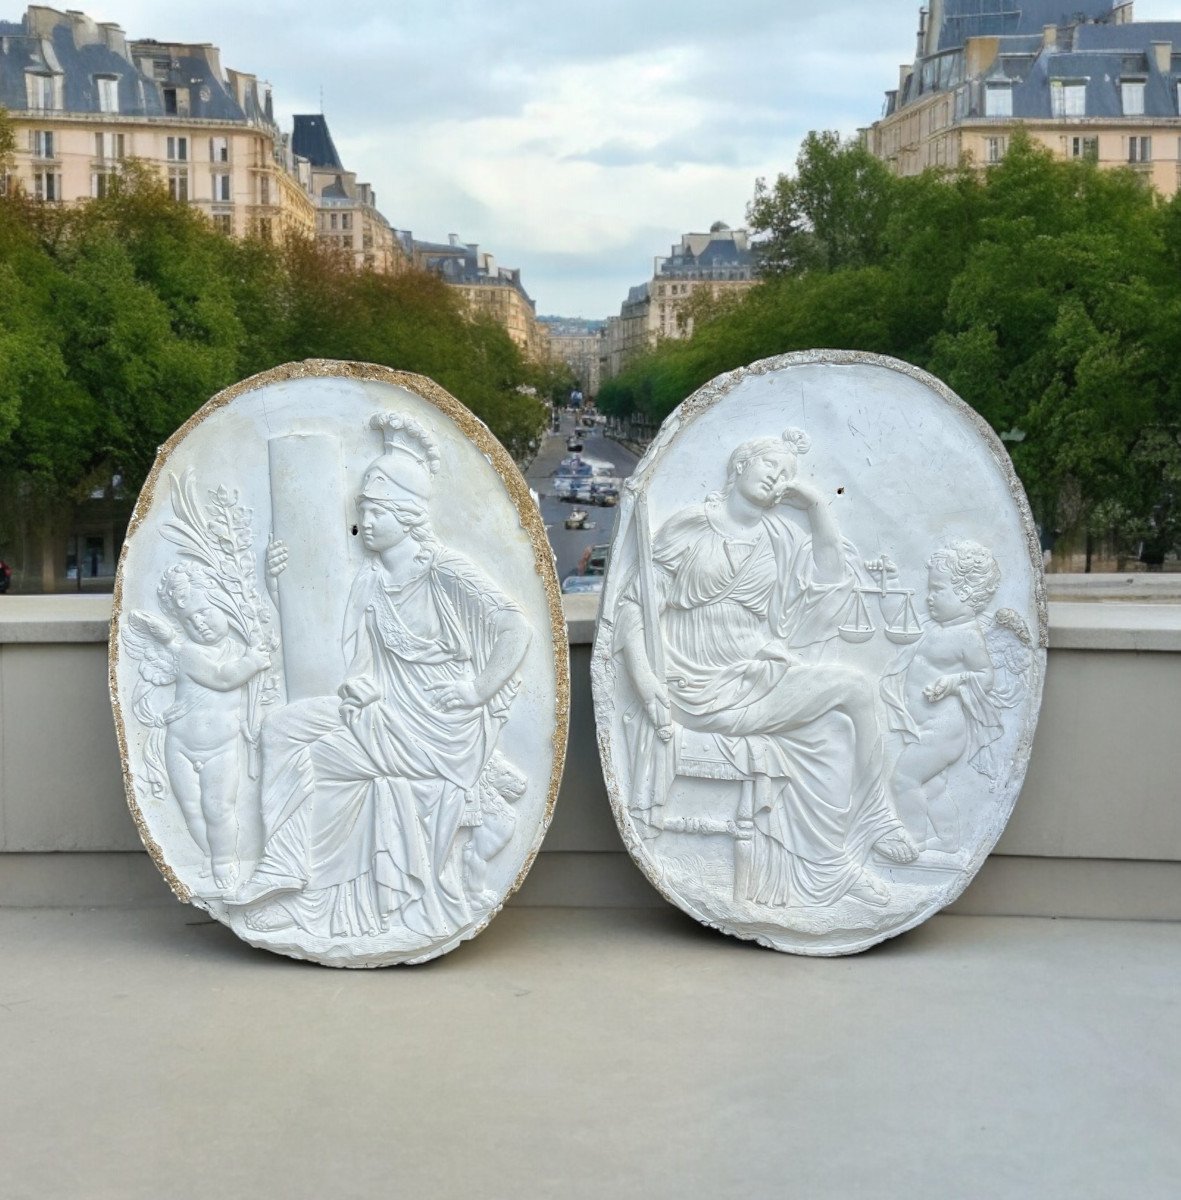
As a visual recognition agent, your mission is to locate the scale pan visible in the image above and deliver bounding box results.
[837,626,876,643]
[884,628,923,645]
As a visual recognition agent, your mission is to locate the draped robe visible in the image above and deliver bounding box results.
[617,499,905,907]
[245,545,521,940]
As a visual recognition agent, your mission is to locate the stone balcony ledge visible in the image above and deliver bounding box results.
[1,584,1178,1198]
[4,583,1181,651]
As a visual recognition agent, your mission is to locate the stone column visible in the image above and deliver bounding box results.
[267,433,351,699]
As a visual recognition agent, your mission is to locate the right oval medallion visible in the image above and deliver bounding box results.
[592,351,1047,954]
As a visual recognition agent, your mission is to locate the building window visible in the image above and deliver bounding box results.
[211,212,233,235]
[95,74,119,114]
[985,84,1012,117]
[33,171,61,201]
[254,217,273,244]
[91,171,117,199]
[212,172,232,202]
[30,130,55,159]
[1128,136,1152,163]
[152,59,170,82]
[166,136,188,162]
[1121,80,1146,116]
[1051,81,1086,117]
[209,136,229,163]
[26,72,60,111]
[168,167,189,203]
[94,132,125,160]
[341,213,351,231]
[162,87,178,114]
[258,174,270,206]
[329,212,338,230]
[1071,135,1099,161]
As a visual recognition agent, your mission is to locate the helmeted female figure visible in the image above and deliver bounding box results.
[233,414,531,941]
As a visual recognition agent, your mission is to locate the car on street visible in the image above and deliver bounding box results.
[566,435,583,452]
[572,481,618,507]
[560,574,604,595]
[564,509,590,530]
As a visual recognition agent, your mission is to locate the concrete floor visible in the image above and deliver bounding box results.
[1,907,1178,1200]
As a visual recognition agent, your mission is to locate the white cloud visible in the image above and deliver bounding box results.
[62,0,1181,314]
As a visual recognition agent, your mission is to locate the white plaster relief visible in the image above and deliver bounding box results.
[113,368,564,967]
[591,352,1046,955]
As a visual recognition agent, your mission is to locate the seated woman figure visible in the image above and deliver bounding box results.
[232,414,531,941]
[615,430,915,909]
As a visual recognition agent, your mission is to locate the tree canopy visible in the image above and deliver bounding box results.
[599,130,1181,562]
[0,126,549,584]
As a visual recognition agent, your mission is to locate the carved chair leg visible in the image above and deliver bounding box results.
[733,778,755,901]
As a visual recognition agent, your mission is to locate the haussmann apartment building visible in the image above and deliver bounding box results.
[865,0,1181,196]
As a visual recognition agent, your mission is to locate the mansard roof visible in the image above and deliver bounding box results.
[890,2,1181,119]
[933,2,1117,52]
[292,114,344,170]
[0,8,268,122]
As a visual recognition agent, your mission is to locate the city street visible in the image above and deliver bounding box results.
[524,411,640,583]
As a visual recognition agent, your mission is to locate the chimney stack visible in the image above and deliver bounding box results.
[1043,24,1057,51]
[1151,41,1172,73]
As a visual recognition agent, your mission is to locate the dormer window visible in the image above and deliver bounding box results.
[95,74,119,114]
[26,72,60,111]
[1121,79,1146,116]
[1051,80,1087,117]
[985,84,1013,117]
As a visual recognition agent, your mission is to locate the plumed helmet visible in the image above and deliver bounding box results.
[359,412,441,504]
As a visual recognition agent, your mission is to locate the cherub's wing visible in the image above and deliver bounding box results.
[122,610,179,686]
[984,608,1033,708]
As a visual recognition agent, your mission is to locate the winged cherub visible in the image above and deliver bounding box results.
[123,563,273,889]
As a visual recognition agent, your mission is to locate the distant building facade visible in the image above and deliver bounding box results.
[601,223,758,381]
[865,1,1181,196]
[413,234,545,359]
[0,5,317,240]
[291,113,403,272]
[541,318,605,397]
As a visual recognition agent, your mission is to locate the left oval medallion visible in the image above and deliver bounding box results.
[111,361,568,967]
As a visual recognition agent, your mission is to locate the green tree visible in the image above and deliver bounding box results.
[604,129,1181,566]
[747,130,898,274]
[0,158,547,589]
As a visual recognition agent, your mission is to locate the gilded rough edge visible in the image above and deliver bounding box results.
[109,359,570,947]
[590,348,1048,956]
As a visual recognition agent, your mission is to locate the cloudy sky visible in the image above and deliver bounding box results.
[84,1,1180,316]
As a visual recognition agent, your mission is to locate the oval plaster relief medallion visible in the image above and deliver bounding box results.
[592,351,1046,955]
[111,361,568,967]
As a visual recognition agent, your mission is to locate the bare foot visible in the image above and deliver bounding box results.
[874,831,919,864]
[847,871,889,906]
[243,902,295,933]
[212,860,239,890]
